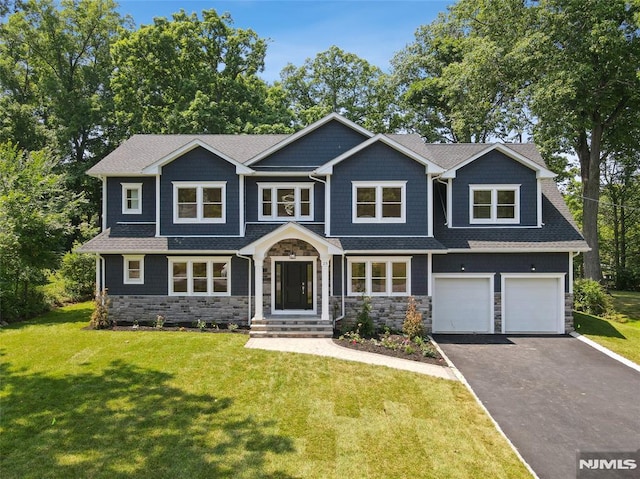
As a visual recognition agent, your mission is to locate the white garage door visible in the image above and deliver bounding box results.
[432,275,493,333]
[502,275,564,334]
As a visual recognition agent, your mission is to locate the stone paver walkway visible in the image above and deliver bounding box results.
[245,337,457,380]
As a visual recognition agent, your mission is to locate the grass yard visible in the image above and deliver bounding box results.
[574,290,640,365]
[0,303,529,479]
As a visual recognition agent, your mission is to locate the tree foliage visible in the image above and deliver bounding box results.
[280,45,399,132]
[0,143,81,320]
[110,9,291,136]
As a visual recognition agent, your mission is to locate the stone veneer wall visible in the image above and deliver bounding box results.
[336,295,432,332]
[263,239,323,316]
[109,295,250,325]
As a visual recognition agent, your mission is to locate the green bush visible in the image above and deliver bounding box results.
[355,295,375,337]
[574,279,612,316]
[59,248,95,301]
[402,296,424,339]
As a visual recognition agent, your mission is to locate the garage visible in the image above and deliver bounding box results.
[432,274,494,333]
[502,274,565,334]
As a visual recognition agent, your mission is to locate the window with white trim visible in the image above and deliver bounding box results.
[258,183,313,221]
[352,181,406,223]
[347,257,411,296]
[470,185,520,224]
[123,255,144,284]
[173,182,226,223]
[122,183,142,214]
[168,257,230,296]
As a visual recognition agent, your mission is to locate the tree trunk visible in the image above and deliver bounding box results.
[577,128,603,281]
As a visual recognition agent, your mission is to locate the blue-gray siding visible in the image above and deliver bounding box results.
[330,142,429,235]
[160,147,240,235]
[106,176,156,227]
[244,176,325,222]
[432,253,570,291]
[252,120,368,169]
[451,150,538,227]
[104,254,250,296]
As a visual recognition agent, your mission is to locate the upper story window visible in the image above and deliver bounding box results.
[168,257,230,296]
[352,181,406,223]
[469,184,520,224]
[173,182,226,224]
[258,183,313,221]
[347,257,411,296]
[123,255,144,284]
[121,183,142,215]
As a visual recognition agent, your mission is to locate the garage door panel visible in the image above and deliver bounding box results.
[503,276,563,334]
[433,276,493,333]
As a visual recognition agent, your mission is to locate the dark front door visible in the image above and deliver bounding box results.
[275,261,313,310]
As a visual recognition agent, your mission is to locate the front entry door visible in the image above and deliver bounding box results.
[275,261,313,311]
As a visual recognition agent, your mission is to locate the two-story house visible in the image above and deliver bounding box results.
[80,113,588,336]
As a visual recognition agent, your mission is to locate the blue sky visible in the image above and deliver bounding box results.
[117,0,453,82]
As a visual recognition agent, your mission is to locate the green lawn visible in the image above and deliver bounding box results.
[574,290,640,365]
[0,303,529,479]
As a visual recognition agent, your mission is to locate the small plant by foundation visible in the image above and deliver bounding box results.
[90,289,112,329]
[402,296,424,339]
[155,315,165,329]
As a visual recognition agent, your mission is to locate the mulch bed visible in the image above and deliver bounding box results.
[333,334,446,366]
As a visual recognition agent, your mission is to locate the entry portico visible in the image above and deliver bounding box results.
[239,222,343,322]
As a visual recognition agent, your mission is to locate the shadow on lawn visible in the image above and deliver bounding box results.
[0,357,297,479]
[575,312,627,339]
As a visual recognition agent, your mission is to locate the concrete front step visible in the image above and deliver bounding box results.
[250,317,334,338]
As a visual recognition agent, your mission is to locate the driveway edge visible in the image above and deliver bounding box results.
[429,336,540,479]
[569,331,640,373]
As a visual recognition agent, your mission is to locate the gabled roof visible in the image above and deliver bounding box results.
[238,222,343,256]
[315,134,445,175]
[438,143,556,179]
[140,139,253,175]
[86,134,287,176]
[243,113,374,166]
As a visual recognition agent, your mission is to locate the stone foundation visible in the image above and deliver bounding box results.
[336,295,432,332]
[109,295,250,325]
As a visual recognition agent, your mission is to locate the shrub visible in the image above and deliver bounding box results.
[356,295,375,337]
[402,296,424,339]
[90,289,112,329]
[574,279,612,316]
[155,315,165,329]
[59,248,95,301]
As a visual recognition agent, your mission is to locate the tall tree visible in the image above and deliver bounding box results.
[0,143,81,320]
[394,0,640,279]
[280,45,399,131]
[110,9,290,136]
[0,0,127,213]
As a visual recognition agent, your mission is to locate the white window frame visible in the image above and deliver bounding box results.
[123,255,144,284]
[469,184,520,224]
[121,183,142,215]
[258,182,314,221]
[347,257,411,296]
[168,257,231,296]
[352,181,407,223]
[172,181,226,224]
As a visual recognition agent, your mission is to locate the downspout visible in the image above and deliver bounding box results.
[236,253,252,326]
[333,253,346,327]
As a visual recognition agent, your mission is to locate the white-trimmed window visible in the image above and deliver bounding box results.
[258,183,314,221]
[123,255,144,284]
[122,183,142,214]
[470,185,520,224]
[168,257,230,296]
[173,182,226,223]
[352,181,406,223]
[347,257,411,296]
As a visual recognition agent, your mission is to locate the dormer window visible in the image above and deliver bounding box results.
[173,182,226,223]
[470,185,520,224]
[258,183,313,221]
[352,181,406,223]
[121,183,142,214]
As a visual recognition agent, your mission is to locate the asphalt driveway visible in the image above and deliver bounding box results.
[433,335,640,479]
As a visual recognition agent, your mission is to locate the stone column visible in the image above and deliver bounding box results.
[253,252,265,321]
[321,255,330,321]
